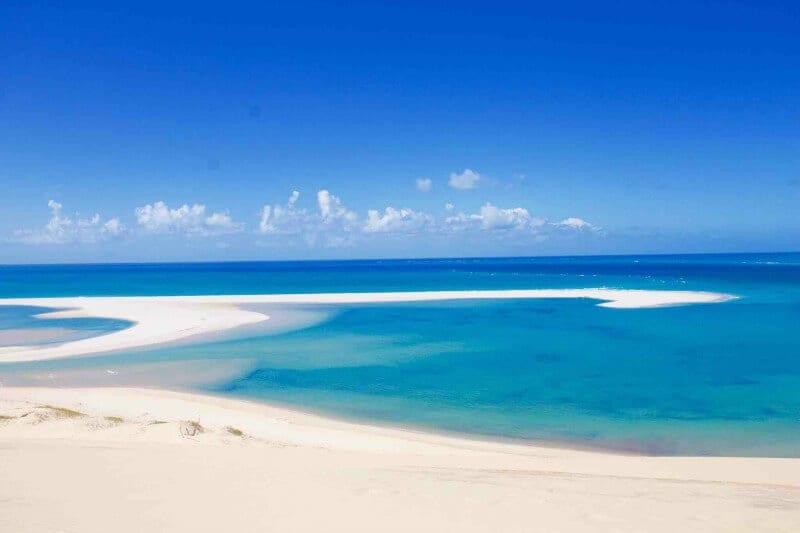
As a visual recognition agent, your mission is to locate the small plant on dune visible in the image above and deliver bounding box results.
[225,426,244,437]
[105,416,124,424]
[181,419,204,437]
[148,420,168,425]
[38,405,86,418]
[0,414,15,421]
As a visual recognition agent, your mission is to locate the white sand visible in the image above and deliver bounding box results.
[0,386,797,532]
[6,288,781,531]
[0,289,736,362]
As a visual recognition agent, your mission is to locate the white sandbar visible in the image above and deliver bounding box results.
[0,289,736,362]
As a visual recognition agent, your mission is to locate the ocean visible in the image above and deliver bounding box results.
[1,253,799,456]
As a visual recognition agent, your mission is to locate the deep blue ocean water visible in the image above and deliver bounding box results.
[1,253,799,456]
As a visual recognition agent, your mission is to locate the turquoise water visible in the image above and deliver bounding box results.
[0,305,132,347]
[1,254,799,456]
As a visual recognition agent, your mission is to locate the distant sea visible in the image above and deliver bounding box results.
[1,253,799,456]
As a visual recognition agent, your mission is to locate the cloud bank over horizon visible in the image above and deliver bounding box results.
[8,186,601,253]
[10,200,123,245]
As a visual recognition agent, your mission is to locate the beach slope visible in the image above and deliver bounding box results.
[1,386,797,532]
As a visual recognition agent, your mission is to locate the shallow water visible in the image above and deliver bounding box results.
[0,306,132,347]
[1,254,799,456]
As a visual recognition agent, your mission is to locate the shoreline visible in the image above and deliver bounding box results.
[200,388,800,459]
[0,288,736,362]
[1,385,798,531]
[2,385,798,483]
[7,287,795,530]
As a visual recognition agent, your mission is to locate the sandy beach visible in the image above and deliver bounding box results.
[1,386,798,532]
[4,0,796,528]
[3,288,797,532]
[0,289,736,362]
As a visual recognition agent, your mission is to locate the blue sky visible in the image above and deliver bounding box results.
[1,1,798,263]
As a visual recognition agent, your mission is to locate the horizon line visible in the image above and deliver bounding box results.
[1,250,798,268]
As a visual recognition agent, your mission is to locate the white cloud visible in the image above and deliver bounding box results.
[444,203,600,238]
[205,212,239,232]
[11,200,124,244]
[554,217,601,232]
[259,206,274,233]
[446,203,543,232]
[135,201,242,236]
[475,203,538,230]
[103,218,123,236]
[448,169,480,190]
[257,189,359,247]
[364,207,433,233]
[259,191,309,234]
[317,190,357,227]
[415,178,432,192]
[444,211,469,225]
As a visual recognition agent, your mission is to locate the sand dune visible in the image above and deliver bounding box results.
[0,386,797,533]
